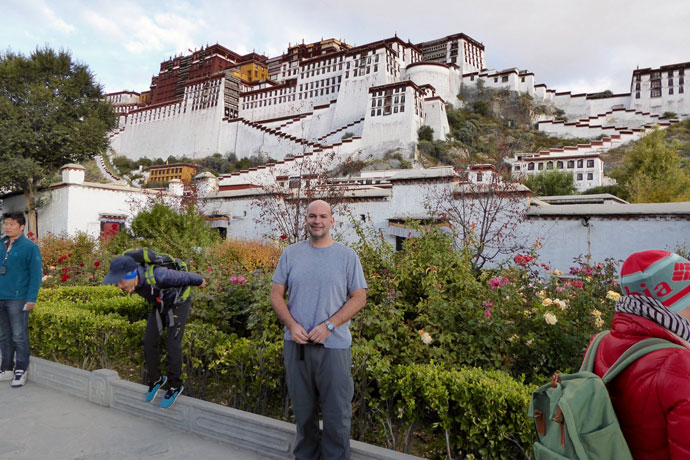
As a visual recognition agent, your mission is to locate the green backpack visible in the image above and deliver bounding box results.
[527,331,683,459]
[123,248,191,333]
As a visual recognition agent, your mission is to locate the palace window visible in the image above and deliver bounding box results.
[670,88,674,95]
[577,173,583,180]
[635,92,640,99]
[546,161,554,169]
[557,161,564,169]
[651,88,662,97]
[502,76,509,82]
[567,160,574,168]
[587,173,593,180]
[577,159,583,168]
[528,163,535,171]
[537,163,544,170]
[587,160,594,167]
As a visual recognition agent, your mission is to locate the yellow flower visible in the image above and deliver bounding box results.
[595,317,605,328]
[526,338,535,346]
[542,298,553,306]
[537,290,546,298]
[592,309,602,318]
[551,269,563,276]
[586,276,592,282]
[606,291,621,301]
[554,299,568,310]
[508,334,519,343]
[523,310,532,317]
[420,332,433,344]
[544,312,558,325]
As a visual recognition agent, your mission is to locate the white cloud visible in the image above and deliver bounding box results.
[42,7,75,34]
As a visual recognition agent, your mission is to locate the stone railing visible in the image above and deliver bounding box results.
[28,358,422,460]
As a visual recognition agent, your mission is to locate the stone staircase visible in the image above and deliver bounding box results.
[538,107,679,139]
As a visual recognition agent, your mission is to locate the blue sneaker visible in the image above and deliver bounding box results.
[145,376,167,403]
[160,385,183,409]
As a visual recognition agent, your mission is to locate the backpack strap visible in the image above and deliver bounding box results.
[579,330,609,372]
[602,338,685,383]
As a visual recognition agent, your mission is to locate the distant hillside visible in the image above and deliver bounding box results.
[416,87,592,168]
[600,118,690,172]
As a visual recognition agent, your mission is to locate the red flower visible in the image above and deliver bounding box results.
[57,256,67,263]
[280,234,288,240]
[513,253,533,267]
[79,263,84,267]
[94,261,101,267]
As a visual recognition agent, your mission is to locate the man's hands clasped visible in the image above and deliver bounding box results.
[289,322,331,344]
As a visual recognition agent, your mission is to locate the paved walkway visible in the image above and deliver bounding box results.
[0,381,269,460]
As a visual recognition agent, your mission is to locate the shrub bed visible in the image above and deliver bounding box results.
[31,285,538,458]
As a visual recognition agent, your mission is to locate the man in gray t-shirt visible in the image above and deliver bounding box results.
[271,200,367,460]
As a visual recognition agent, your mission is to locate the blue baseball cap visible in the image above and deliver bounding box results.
[102,256,139,285]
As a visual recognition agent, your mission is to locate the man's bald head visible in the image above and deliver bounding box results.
[307,200,332,217]
[305,200,334,245]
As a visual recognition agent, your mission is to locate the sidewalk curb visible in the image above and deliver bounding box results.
[28,358,424,460]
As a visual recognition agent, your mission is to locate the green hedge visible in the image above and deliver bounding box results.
[31,286,537,458]
[30,300,145,369]
[38,285,125,303]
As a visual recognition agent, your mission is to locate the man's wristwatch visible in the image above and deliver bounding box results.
[325,321,335,332]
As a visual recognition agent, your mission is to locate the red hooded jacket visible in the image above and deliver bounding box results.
[592,312,690,459]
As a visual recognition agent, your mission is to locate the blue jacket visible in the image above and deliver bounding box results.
[0,234,43,302]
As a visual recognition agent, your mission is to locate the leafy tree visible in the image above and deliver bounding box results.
[108,201,219,265]
[417,125,434,142]
[611,128,690,203]
[523,170,577,196]
[0,47,117,232]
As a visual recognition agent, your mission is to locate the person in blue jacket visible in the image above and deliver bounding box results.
[103,254,205,408]
[0,212,43,388]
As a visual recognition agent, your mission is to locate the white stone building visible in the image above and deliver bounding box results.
[630,62,690,116]
[0,165,182,238]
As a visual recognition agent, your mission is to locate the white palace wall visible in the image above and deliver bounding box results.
[405,64,462,108]
[527,214,690,270]
[117,100,225,160]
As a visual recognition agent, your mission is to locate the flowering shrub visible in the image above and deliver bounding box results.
[351,220,622,386]
[38,233,110,287]
[479,253,621,383]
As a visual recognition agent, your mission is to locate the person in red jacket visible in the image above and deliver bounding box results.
[593,250,690,459]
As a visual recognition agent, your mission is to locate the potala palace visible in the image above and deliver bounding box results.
[4,32,690,269]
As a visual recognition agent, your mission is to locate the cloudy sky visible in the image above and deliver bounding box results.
[3,0,690,95]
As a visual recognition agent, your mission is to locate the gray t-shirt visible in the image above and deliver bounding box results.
[272,240,367,349]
